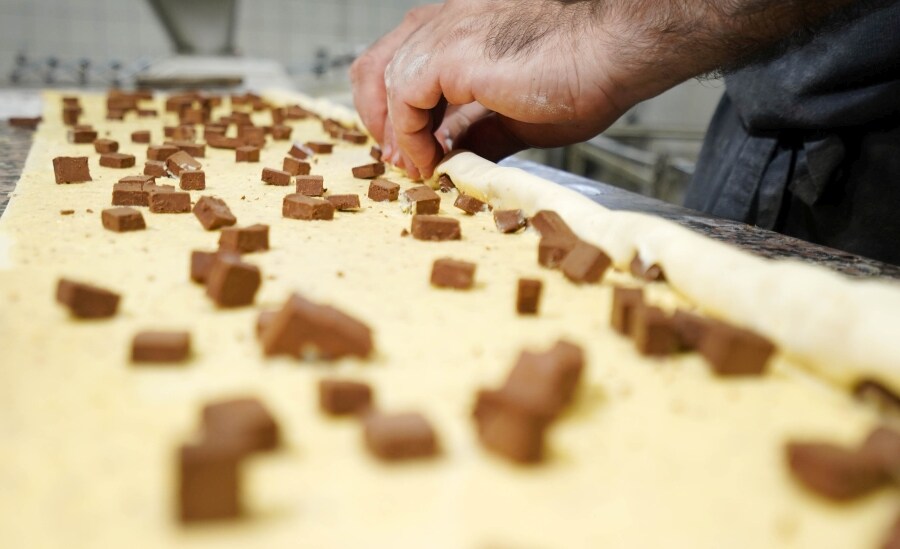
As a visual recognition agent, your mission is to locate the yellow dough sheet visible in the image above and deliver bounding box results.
[0,91,897,549]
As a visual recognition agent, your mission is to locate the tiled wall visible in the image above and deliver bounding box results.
[0,0,428,87]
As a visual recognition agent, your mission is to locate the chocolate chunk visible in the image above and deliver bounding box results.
[144,160,167,177]
[166,150,202,177]
[475,389,548,464]
[501,341,585,418]
[305,141,333,154]
[611,286,644,336]
[8,116,41,129]
[288,142,314,160]
[180,170,206,191]
[364,412,438,461]
[205,255,262,308]
[137,109,157,117]
[202,397,280,453]
[438,173,456,192]
[671,310,711,350]
[68,128,98,143]
[261,167,292,186]
[270,125,292,140]
[52,156,92,184]
[632,306,680,357]
[260,293,374,360]
[106,109,125,121]
[516,278,543,315]
[403,185,441,215]
[530,210,577,240]
[786,442,886,501]
[99,152,136,169]
[131,130,151,144]
[256,310,277,338]
[630,253,666,282]
[368,178,400,202]
[431,258,476,290]
[147,144,180,161]
[295,175,325,197]
[93,138,119,154]
[698,321,775,376]
[178,439,242,523]
[494,209,527,234]
[56,278,120,319]
[342,131,368,144]
[131,331,191,363]
[411,215,461,241]
[190,250,241,284]
[282,156,311,176]
[171,126,197,142]
[326,194,361,211]
[112,181,145,207]
[219,224,269,253]
[62,106,80,125]
[101,207,146,232]
[207,134,241,150]
[235,146,260,163]
[238,126,265,147]
[538,234,578,269]
[352,162,385,179]
[854,380,900,416]
[319,379,373,416]
[149,191,191,213]
[283,193,335,220]
[193,196,237,230]
[454,194,486,215]
[862,427,900,478]
[560,241,611,283]
[370,145,382,161]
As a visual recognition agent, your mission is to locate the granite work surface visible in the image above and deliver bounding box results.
[3,118,898,280]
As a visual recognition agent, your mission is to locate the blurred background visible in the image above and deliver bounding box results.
[0,0,725,204]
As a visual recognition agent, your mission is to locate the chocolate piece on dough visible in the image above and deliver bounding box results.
[131,331,191,363]
[326,194,361,211]
[319,379,373,416]
[501,341,585,419]
[786,442,887,501]
[56,278,120,319]
[672,310,712,350]
[53,156,92,184]
[370,145,382,161]
[166,150,202,177]
[611,286,644,336]
[516,278,543,315]
[305,141,333,154]
[147,144,179,161]
[235,146,259,163]
[166,140,206,158]
[219,224,269,253]
[494,209,527,234]
[454,194,486,215]
[538,234,578,269]
[261,293,374,360]
[256,310,277,338]
[403,185,441,214]
[193,196,237,230]
[364,412,439,461]
[438,173,456,192]
[270,125,293,140]
[144,160,167,177]
[131,130,150,144]
[530,210,577,240]
[202,397,280,454]
[411,215,461,241]
[368,178,400,202]
[100,152,136,169]
[93,138,119,154]
[205,255,261,308]
[632,306,680,357]
[698,321,775,376]
[180,170,206,190]
[474,389,549,464]
[178,439,243,523]
[295,175,325,197]
[191,250,242,284]
[352,162,385,179]
[282,156,310,176]
[68,128,97,143]
[630,253,667,282]
[288,142,314,160]
[283,193,335,220]
[342,131,368,144]
[261,167,292,186]
[431,258,476,290]
[560,241,611,284]
[101,207,146,232]
[149,191,191,213]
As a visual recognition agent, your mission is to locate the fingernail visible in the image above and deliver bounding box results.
[391,151,401,166]
[382,144,393,161]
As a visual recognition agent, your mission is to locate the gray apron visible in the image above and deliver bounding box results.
[686,4,900,265]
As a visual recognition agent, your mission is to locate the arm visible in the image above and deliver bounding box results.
[353,0,880,179]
